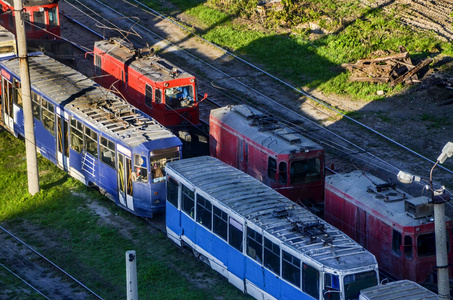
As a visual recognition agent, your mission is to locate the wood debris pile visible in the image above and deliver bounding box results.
[342,49,433,86]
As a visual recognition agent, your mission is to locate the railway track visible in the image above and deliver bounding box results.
[58,0,453,198]
[0,225,103,300]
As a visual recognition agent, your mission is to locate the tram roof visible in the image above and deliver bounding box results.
[211,105,323,155]
[1,54,177,148]
[95,38,194,83]
[166,156,377,272]
[326,171,450,227]
[359,280,438,300]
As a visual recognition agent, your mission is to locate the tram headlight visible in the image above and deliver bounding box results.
[153,199,161,205]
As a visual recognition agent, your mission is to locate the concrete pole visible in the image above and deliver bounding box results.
[13,0,39,195]
[126,250,138,300]
[433,192,450,300]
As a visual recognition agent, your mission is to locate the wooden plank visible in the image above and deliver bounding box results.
[390,58,433,86]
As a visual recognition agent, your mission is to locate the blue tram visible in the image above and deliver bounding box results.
[0,53,182,217]
[165,156,379,300]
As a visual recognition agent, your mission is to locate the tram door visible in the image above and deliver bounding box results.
[56,115,69,171]
[117,152,134,212]
[2,78,14,132]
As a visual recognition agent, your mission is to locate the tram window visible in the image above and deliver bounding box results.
[48,7,58,27]
[3,80,14,106]
[229,217,243,252]
[264,238,280,275]
[417,233,436,257]
[8,14,14,30]
[150,147,180,183]
[302,263,319,298]
[70,118,84,153]
[404,235,413,258]
[121,70,127,90]
[31,92,40,120]
[247,227,263,263]
[290,158,321,184]
[13,79,21,108]
[279,161,287,184]
[392,230,402,256]
[164,85,194,109]
[85,127,98,157]
[94,55,102,77]
[196,194,212,230]
[100,136,115,168]
[213,206,227,241]
[282,250,301,288]
[155,89,162,104]
[133,155,148,182]
[33,11,45,30]
[344,271,378,300]
[145,84,153,108]
[268,157,277,181]
[324,273,340,300]
[166,177,179,208]
[23,12,31,32]
[41,99,55,135]
[182,185,195,218]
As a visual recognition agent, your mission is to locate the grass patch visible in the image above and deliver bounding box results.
[144,0,448,101]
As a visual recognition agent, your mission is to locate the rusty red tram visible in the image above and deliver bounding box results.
[93,38,205,128]
[0,0,60,40]
[325,170,453,284]
[209,105,325,210]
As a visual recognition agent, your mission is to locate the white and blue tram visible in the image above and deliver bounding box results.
[0,53,182,217]
[165,156,380,300]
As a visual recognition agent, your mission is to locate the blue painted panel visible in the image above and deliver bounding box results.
[14,106,24,136]
[245,258,264,289]
[181,212,196,242]
[166,203,182,236]
[70,149,83,172]
[264,269,280,299]
[211,235,228,265]
[34,125,57,165]
[195,224,212,254]
[280,281,308,300]
[150,181,166,213]
[133,182,154,217]
[227,247,245,280]
[98,163,117,197]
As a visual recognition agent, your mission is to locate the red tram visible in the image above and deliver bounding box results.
[0,0,60,40]
[325,170,453,284]
[93,38,205,128]
[209,105,325,210]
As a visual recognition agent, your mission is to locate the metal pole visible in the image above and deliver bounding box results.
[430,163,450,299]
[432,190,450,299]
[12,0,39,195]
[126,250,138,300]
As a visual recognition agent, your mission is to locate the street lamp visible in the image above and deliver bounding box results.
[397,141,453,300]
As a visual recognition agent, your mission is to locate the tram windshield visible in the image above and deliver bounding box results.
[343,270,377,300]
[150,147,180,183]
[164,85,195,109]
[290,157,321,184]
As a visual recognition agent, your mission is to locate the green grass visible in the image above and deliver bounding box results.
[0,130,249,299]
[143,0,449,101]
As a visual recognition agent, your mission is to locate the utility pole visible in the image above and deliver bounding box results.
[13,0,39,195]
[398,141,453,299]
